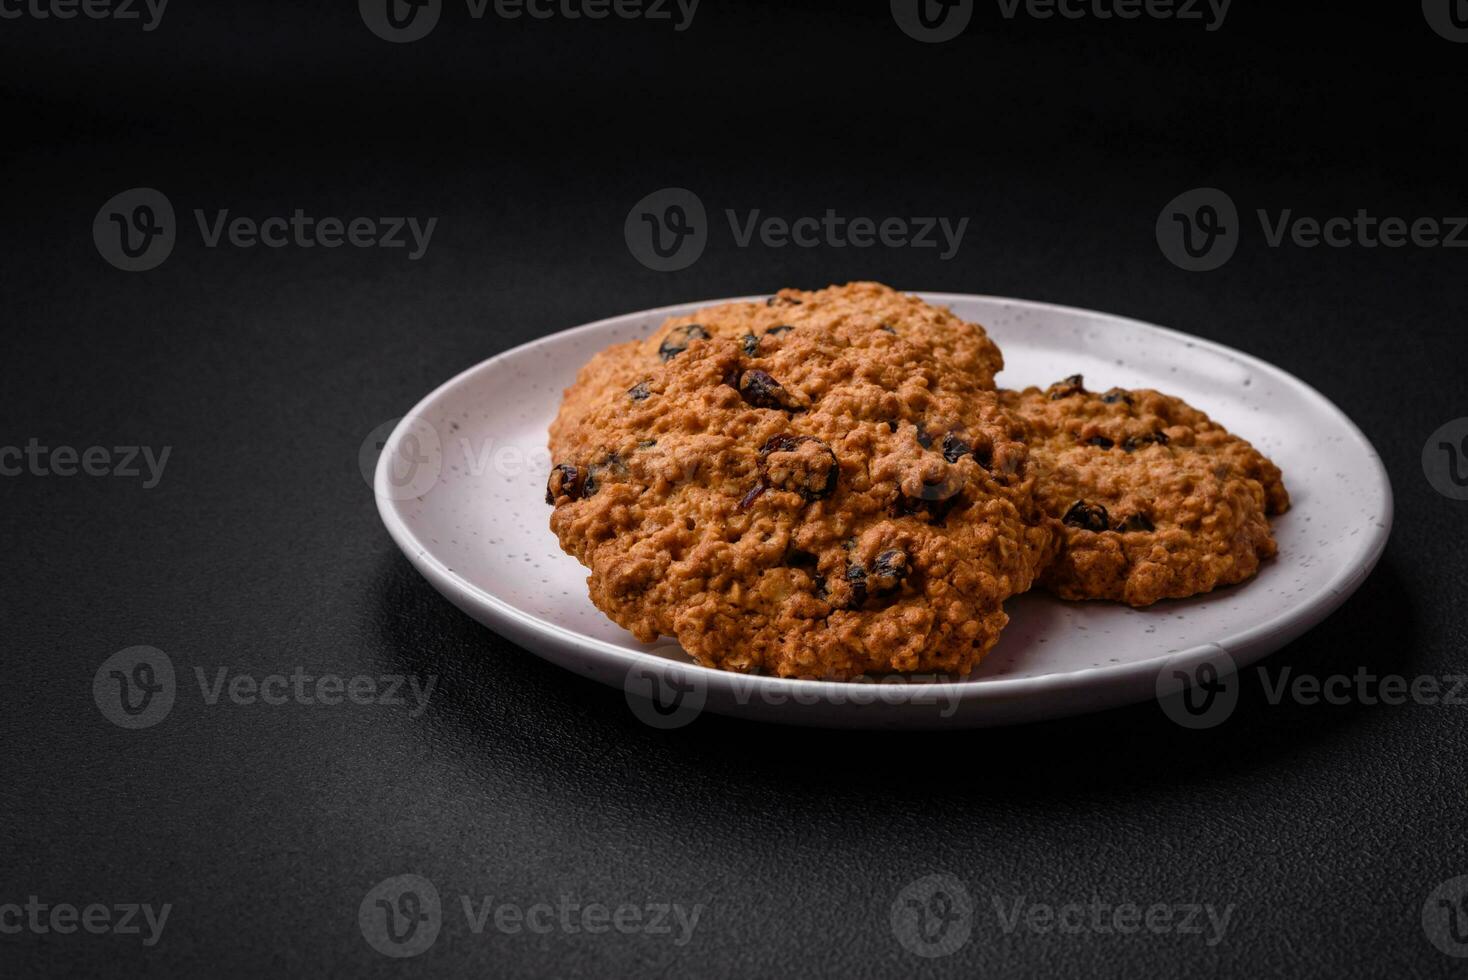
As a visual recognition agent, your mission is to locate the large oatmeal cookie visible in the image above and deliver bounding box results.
[1001,376,1289,607]
[548,282,1004,454]
[546,328,1055,680]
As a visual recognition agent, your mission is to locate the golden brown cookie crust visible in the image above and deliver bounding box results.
[548,338,645,454]
[548,282,1004,455]
[1002,376,1289,607]
[547,319,1053,680]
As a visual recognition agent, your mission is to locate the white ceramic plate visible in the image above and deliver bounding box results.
[374,294,1392,729]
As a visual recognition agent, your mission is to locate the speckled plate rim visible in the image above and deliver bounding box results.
[375,292,1393,727]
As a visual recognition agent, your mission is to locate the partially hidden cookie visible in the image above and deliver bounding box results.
[546,324,1055,680]
[1001,375,1289,607]
[549,282,1004,454]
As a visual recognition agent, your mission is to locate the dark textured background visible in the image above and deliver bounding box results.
[3,1,1466,976]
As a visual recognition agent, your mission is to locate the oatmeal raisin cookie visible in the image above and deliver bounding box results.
[549,282,1004,453]
[547,325,1053,679]
[1001,376,1289,607]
